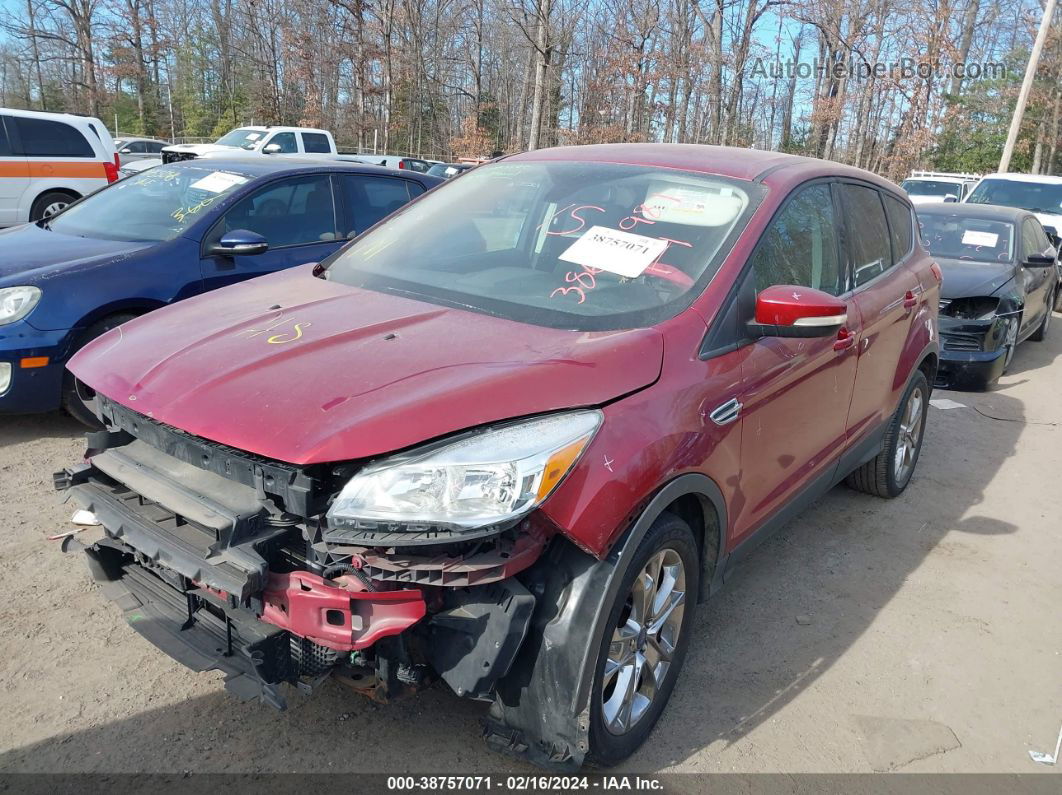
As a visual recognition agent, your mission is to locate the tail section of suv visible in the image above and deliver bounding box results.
[0,108,119,225]
[56,144,939,769]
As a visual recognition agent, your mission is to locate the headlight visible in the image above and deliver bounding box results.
[327,411,602,530]
[0,286,42,325]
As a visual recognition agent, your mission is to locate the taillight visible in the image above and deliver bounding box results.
[104,155,120,183]
[398,160,406,169]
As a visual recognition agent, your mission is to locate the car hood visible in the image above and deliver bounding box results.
[69,265,664,465]
[937,257,1018,299]
[1032,211,1062,232]
[0,223,150,285]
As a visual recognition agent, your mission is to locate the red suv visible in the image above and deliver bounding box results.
[57,144,939,769]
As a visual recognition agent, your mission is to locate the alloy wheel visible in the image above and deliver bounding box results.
[1002,317,1019,370]
[43,201,68,218]
[600,548,686,735]
[893,385,925,484]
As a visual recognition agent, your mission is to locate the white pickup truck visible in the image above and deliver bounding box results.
[161,126,338,163]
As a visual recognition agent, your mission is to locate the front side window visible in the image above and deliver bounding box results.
[205,174,336,249]
[46,164,251,242]
[124,141,147,154]
[967,178,1062,216]
[917,213,1014,264]
[750,183,843,295]
[842,184,892,287]
[302,133,331,153]
[15,117,94,157]
[322,161,761,330]
[146,141,166,153]
[266,133,297,153]
[1021,218,1050,259]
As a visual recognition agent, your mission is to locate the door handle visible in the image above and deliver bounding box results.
[903,289,918,309]
[708,398,742,426]
[833,327,857,352]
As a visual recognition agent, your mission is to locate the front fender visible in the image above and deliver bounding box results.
[486,473,725,769]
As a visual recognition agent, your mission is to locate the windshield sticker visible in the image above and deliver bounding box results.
[643,184,744,227]
[246,132,263,140]
[962,230,999,247]
[559,226,669,278]
[191,171,248,193]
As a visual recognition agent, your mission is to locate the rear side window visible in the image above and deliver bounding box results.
[842,184,892,287]
[884,194,914,263]
[338,175,414,237]
[146,141,166,153]
[302,133,331,153]
[750,182,843,295]
[16,117,95,157]
[0,116,11,156]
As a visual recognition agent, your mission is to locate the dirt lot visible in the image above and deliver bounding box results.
[1,329,1060,777]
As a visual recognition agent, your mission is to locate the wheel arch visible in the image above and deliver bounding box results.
[488,473,727,769]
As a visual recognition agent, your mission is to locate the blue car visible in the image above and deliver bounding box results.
[0,158,440,424]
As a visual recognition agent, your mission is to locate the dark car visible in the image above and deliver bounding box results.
[58,144,938,769]
[0,159,440,423]
[917,203,1057,389]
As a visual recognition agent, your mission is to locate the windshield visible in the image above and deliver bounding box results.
[321,160,761,330]
[917,213,1015,263]
[427,164,450,177]
[966,178,1062,216]
[47,165,250,242]
[214,128,266,149]
[901,179,961,197]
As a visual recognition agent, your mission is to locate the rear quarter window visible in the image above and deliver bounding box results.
[884,194,915,263]
[15,117,95,158]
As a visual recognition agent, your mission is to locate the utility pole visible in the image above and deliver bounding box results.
[999,0,1058,172]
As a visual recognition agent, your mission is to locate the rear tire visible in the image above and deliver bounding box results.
[845,370,929,499]
[30,190,78,221]
[586,512,699,767]
[61,313,137,428]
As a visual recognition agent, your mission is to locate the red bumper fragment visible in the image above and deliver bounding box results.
[260,571,426,651]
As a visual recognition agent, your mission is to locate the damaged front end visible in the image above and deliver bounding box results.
[935,295,1019,389]
[55,395,549,710]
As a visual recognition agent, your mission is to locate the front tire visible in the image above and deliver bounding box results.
[61,313,137,428]
[845,370,930,499]
[1030,290,1053,342]
[587,512,699,766]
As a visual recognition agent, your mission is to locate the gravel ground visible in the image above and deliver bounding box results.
[0,327,1060,776]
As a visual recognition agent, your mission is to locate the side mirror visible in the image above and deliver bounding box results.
[209,229,269,257]
[749,285,848,338]
[1023,253,1056,268]
[262,143,282,154]
[120,147,132,154]
[943,194,958,203]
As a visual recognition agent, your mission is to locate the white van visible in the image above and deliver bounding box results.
[0,107,119,225]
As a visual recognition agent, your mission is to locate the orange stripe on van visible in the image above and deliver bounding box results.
[0,161,108,179]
